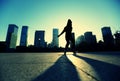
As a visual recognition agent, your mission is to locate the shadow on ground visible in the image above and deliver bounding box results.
[74,54,120,81]
[32,54,81,81]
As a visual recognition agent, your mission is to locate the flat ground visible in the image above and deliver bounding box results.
[0,52,120,81]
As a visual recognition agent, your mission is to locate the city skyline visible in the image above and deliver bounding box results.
[0,0,120,47]
[3,25,117,48]
[0,25,120,51]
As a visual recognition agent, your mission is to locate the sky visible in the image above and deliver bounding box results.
[0,0,120,47]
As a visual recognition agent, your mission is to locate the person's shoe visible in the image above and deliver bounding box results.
[73,51,76,55]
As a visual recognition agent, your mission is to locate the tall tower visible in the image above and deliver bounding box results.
[20,26,28,46]
[52,28,59,47]
[101,27,114,46]
[34,31,45,47]
[6,24,18,49]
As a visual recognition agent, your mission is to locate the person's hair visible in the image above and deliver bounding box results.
[66,19,72,27]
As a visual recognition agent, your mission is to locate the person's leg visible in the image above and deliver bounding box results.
[64,40,69,54]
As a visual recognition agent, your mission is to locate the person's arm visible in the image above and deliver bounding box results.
[58,27,65,37]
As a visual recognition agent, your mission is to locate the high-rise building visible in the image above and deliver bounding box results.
[84,32,97,44]
[34,31,45,47]
[20,26,28,46]
[52,28,59,47]
[6,24,18,49]
[101,27,114,46]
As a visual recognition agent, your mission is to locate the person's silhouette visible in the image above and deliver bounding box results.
[58,19,76,54]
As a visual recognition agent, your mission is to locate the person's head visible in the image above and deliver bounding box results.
[67,19,72,27]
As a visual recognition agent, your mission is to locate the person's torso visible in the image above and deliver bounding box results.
[64,26,72,38]
[65,26,72,34]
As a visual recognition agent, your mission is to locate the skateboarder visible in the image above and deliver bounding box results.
[58,19,76,54]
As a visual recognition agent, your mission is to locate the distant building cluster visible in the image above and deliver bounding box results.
[0,24,59,51]
[0,24,120,52]
[75,26,120,51]
[76,31,97,45]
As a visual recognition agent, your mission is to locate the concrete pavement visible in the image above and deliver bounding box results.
[0,52,120,81]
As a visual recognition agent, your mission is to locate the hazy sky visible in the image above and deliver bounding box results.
[0,0,120,47]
